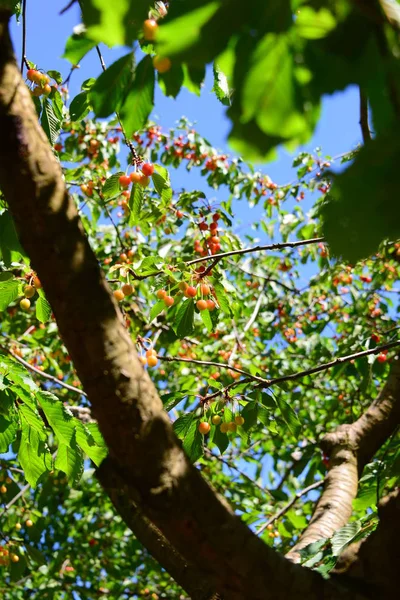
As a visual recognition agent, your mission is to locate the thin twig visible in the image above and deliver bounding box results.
[0,345,87,397]
[60,0,78,15]
[101,198,126,251]
[186,237,324,267]
[157,354,265,383]
[20,0,27,74]
[359,86,371,143]
[256,480,324,535]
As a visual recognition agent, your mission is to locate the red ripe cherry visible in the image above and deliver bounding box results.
[199,222,208,231]
[377,352,387,363]
[210,221,218,231]
[164,295,174,307]
[371,333,380,343]
[27,69,39,82]
[361,275,372,283]
[196,299,208,311]
[119,175,131,188]
[212,212,220,221]
[198,422,210,435]
[210,236,220,244]
[184,286,197,298]
[141,163,154,177]
[206,300,216,311]
[176,210,184,219]
[156,289,167,300]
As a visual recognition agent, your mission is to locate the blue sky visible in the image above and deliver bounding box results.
[10,0,363,189]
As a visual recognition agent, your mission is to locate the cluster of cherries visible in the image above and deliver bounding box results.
[27,69,52,96]
[142,17,172,73]
[19,276,42,311]
[119,162,155,189]
[195,212,221,256]
[139,348,158,368]
[198,414,245,435]
[156,282,216,311]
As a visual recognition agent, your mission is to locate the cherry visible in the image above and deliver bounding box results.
[119,175,131,188]
[209,221,218,231]
[199,222,208,231]
[196,299,208,311]
[20,298,31,311]
[139,175,150,188]
[212,415,221,425]
[176,210,184,219]
[0,485,6,493]
[32,86,44,97]
[228,422,237,432]
[361,275,372,283]
[184,286,197,298]
[210,236,219,244]
[113,289,125,302]
[143,19,159,41]
[11,554,19,563]
[212,212,220,221]
[42,83,51,95]
[198,422,210,435]
[377,352,387,363]
[130,172,142,184]
[371,333,380,343]
[164,295,174,307]
[220,422,229,434]
[206,300,216,311]
[141,162,154,176]
[235,416,245,426]
[139,356,147,365]
[33,276,41,289]
[147,355,158,367]
[24,285,35,298]
[200,284,210,296]
[153,56,172,73]
[27,69,40,83]
[25,519,33,527]
[122,284,134,296]
[156,289,167,299]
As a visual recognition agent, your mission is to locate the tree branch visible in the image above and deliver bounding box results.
[286,356,400,562]
[358,87,371,143]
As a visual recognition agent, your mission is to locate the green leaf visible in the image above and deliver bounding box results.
[173,413,194,439]
[102,172,124,199]
[0,414,17,453]
[19,404,47,440]
[120,56,155,137]
[295,7,337,39]
[212,424,229,454]
[69,91,91,122]
[150,300,166,322]
[321,128,400,262]
[90,52,135,118]
[331,522,361,556]
[75,420,107,466]
[173,299,195,339]
[18,425,52,487]
[183,421,203,462]
[37,391,75,446]
[41,98,61,144]
[156,2,221,58]
[212,61,232,106]
[212,281,231,315]
[35,292,51,324]
[63,31,97,64]
[200,308,213,332]
[47,70,63,84]
[273,393,301,438]
[157,63,184,98]
[80,0,130,46]
[151,171,172,204]
[242,33,312,141]
[128,184,144,226]
[25,544,47,566]
[0,278,19,311]
[0,211,25,267]
[55,435,84,485]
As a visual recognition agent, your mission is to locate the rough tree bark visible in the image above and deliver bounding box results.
[0,10,397,600]
[286,356,400,562]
